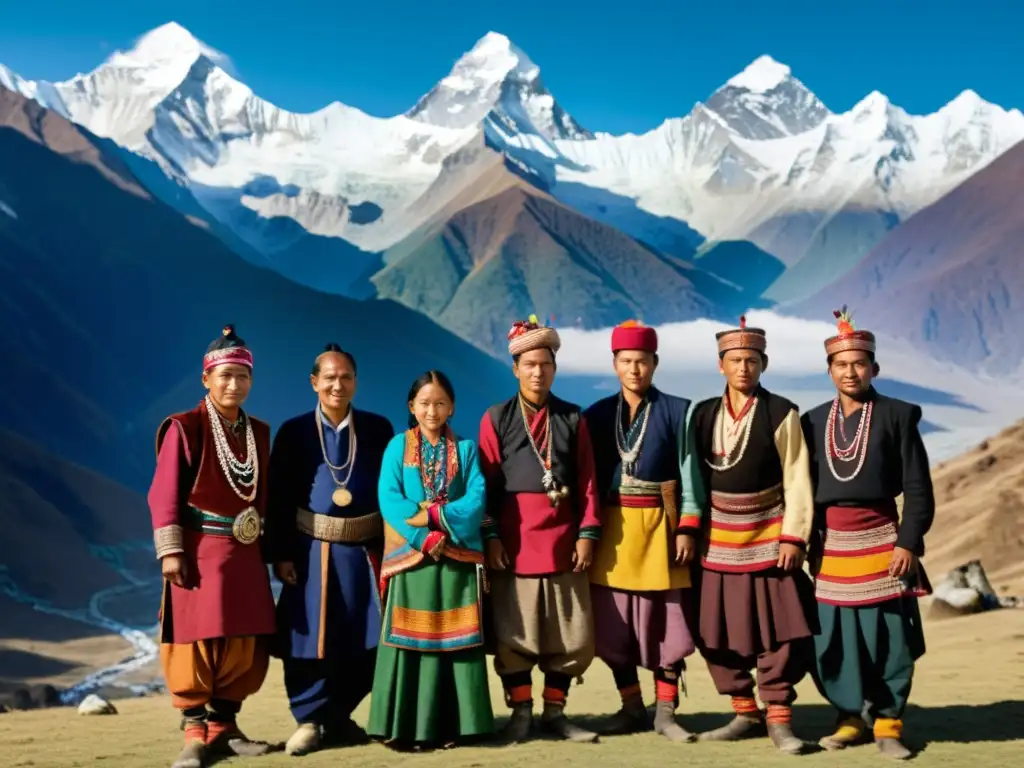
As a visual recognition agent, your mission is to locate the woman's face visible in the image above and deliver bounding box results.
[409,382,453,433]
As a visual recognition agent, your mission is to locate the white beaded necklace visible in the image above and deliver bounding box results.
[615,393,651,475]
[825,397,873,482]
[316,406,358,494]
[706,395,758,473]
[206,395,258,502]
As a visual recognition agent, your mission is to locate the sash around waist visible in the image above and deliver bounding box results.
[814,504,931,607]
[703,484,786,573]
[296,508,383,544]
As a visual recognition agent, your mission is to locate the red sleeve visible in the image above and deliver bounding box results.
[421,530,446,554]
[575,415,602,540]
[477,411,504,540]
[148,421,187,559]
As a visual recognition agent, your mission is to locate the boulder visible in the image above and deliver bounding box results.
[9,688,32,711]
[77,694,117,715]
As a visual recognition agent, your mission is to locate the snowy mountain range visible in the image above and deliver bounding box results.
[2,21,1023,361]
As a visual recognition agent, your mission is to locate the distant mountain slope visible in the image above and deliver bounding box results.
[0,430,149,606]
[0,86,514,492]
[371,157,750,354]
[785,138,1024,377]
[925,419,1024,593]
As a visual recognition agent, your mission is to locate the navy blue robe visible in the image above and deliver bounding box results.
[266,406,394,724]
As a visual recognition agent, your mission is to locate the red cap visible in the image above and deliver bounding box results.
[611,320,657,353]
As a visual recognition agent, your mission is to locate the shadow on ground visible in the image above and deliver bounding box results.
[488,699,1024,752]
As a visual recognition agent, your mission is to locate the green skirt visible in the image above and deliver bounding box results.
[367,559,494,744]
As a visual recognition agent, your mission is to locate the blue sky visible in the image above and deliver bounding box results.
[0,1,1020,135]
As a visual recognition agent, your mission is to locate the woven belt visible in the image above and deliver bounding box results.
[186,505,262,545]
[296,509,383,544]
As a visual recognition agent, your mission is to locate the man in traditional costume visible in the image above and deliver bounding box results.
[148,324,276,768]
[264,343,395,756]
[583,320,700,742]
[685,316,816,755]
[801,307,934,760]
[478,314,602,743]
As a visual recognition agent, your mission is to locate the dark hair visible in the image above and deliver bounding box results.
[826,351,876,366]
[312,343,358,376]
[406,370,456,429]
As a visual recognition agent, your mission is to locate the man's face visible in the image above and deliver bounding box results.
[614,350,656,395]
[202,364,252,409]
[513,348,556,399]
[718,349,764,393]
[829,351,877,396]
[310,352,357,412]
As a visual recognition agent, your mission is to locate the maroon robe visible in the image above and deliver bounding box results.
[148,400,276,645]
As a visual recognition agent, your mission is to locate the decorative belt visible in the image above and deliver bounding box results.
[186,505,262,545]
[296,509,383,544]
[609,477,677,515]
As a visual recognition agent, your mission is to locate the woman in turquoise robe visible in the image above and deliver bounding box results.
[367,370,494,749]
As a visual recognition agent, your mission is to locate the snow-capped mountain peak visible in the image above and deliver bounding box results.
[106,21,226,70]
[406,30,591,141]
[726,55,792,93]
[705,54,830,139]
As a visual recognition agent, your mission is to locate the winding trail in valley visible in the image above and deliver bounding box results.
[0,549,163,704]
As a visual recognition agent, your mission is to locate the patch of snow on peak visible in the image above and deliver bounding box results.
[107,21,229,71]
[0,199,16,219]
[407,31,591,141]
[727,55,792,93]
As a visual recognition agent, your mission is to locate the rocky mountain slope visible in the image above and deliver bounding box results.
[925,419,1024,594]
[0,85,514,491]
[786,138,1024,377]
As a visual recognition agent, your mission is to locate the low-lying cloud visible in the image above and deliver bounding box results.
[555,311,841,377]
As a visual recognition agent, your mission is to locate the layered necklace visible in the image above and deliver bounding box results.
[206,395,258,502]
[825,397,873,482]
[616,393,651,478]
[706,392,758,473]
[519,394,570,507]
[418,431,448,502]
[316,405,358,507]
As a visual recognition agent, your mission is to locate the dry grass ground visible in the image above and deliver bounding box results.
[2,607,1022,768]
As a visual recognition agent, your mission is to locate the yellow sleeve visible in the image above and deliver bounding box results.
[773,407,814,547]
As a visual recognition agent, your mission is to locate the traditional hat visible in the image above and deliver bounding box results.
[715,315,766,355]
[824,305,876,357]
[203,324,253,372]
[611,319,658,353]
[508,314,561,357]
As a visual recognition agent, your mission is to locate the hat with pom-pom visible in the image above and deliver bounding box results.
[824,306,875,357]
[715,315,767,355]
[203,324,253,371]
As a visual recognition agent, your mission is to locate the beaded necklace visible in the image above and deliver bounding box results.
[205,395,258,502]
[825,397,873,482]
[615,394,651,477]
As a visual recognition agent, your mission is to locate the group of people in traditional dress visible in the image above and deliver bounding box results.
[148,307,935,768]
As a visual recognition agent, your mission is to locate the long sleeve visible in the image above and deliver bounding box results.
[678,402,705,533]
[264,421,299,564]
[377,435,430,552]
[435,441,487,549]
[148,422,187,559]
[774,407,815,547]
[575,415,602,540]
[477,411,504,541]
[800,411,826,564]
[895,404,935,555]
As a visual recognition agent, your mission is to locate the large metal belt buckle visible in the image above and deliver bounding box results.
[232,506,262,545]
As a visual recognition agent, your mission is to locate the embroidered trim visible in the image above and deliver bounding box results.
[383,603,483,652]
[154,525,184,559]
[578,525,602,541]
[703,484,785,572]
[296,509,383,543]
